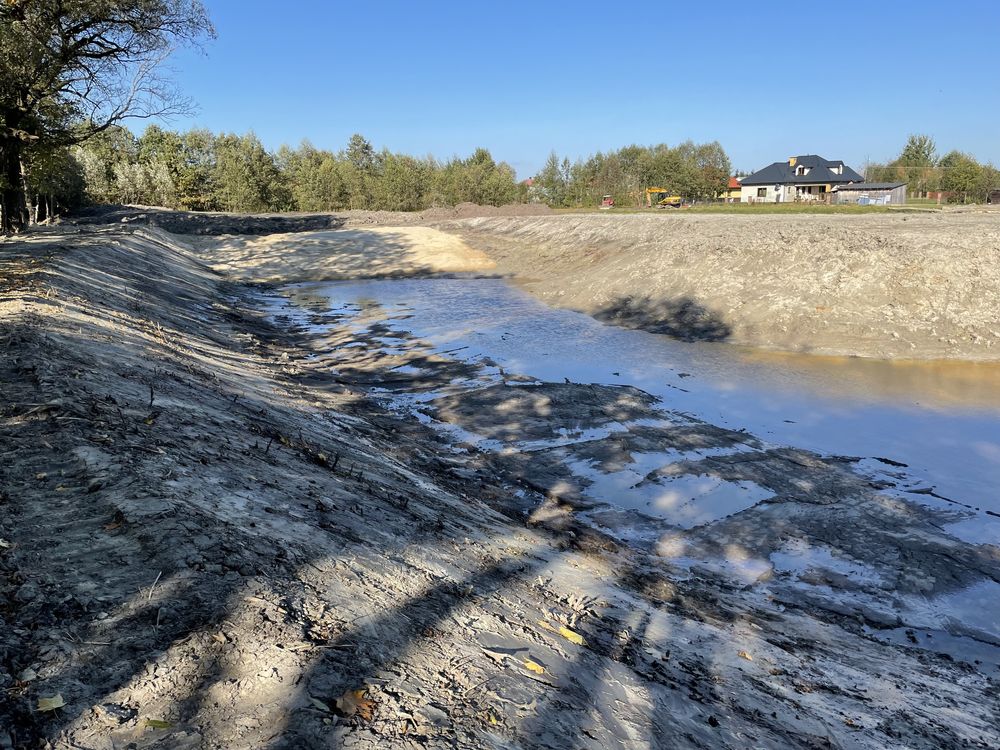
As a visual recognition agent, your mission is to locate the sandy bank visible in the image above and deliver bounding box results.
[438,212,1000,360]
[197,226,496,283]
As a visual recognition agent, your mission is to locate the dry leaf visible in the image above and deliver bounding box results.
[310,697,330,712]
[558,625,587,647]
[37,694,65,712]
[737,650,753,661]
[145,719,173,729]
[523,659,545,675]
[334,688,375,721]
[538,619,587,647]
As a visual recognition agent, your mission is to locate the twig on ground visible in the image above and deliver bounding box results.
[147,570,162,603]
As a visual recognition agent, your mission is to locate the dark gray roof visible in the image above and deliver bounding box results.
[833,182,907,191]
[741,155,864,186]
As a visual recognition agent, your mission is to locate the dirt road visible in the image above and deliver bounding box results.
[0,217,997,749]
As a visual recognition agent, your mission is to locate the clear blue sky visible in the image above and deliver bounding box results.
[163,1,1000,178]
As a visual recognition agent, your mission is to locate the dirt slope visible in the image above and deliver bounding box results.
[0,224,998,749]
[438,212,1000,360]
[196,226,496,283]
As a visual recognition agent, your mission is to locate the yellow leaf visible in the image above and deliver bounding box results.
[145,719,173,729]
[558,625,586,647]
[738,650,753,661]
[523,659,545,675]
[37,694,65,712]
[538,619,587,646]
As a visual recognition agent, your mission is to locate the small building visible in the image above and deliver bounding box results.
[740,155,864,203]
[833,182,907,206]
[719,177,741,203]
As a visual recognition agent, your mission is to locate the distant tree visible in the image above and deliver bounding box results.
[536,151,567,207]
[899,134,937,167]
[939,150,983,203]
[872,134,939,195]
[691,141,731,201]
[346,134,379,174]
[374,152,430,211]
[176,129,217,210]
[213,132,286,212]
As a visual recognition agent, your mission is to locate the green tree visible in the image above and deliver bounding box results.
[373,152,430,211]
[0,0,214,232]
[899,134,937,167]
[213,132,285,212]
[940,150,983,203]
[176,129,217,210]
[536,151,567,207]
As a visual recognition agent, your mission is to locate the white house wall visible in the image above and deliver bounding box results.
[741,184,785,203]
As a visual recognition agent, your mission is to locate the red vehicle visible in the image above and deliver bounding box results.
[600,195,614,209]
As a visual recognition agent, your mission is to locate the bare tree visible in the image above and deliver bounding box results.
[0,0,214,232]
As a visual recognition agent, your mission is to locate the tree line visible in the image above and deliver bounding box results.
[55,129,735,215]
[533,142,731,208]
[59,126,524,213]
[866,135,1000,203]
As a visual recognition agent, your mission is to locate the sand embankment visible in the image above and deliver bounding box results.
[437,212,1000,360]
[197,226,496,283]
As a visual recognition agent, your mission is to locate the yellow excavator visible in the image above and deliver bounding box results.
[645,187,682,208]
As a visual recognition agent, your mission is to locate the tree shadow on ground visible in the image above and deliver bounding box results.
[593,295,731,342]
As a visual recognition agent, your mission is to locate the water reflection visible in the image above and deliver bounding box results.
[283,278,1000,517]
[739,348,1000,413]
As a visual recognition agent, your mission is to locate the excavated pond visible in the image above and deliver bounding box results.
[268,276,1000,676]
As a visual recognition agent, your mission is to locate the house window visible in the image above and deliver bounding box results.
[757,187,767,198]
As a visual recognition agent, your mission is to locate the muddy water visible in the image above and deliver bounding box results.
[284,278,1000,529]
[272,277,1000,674]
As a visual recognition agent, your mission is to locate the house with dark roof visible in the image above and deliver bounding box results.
[740,155,864,203]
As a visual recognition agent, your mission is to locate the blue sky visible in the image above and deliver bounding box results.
[163,1,1000,178]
